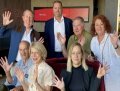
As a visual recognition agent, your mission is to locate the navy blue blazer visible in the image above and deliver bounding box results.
[0,26,40,63]
[44,17,73,58]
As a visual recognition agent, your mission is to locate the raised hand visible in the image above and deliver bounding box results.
[52,75,65,90]
[31,65,38,83]
[110,31,120,48]
[0,57,13,73]
[57,32,66,46]
[15,67,24,83]
[2,11,13,26]
[78,36,85,46]
[97,63,109,78]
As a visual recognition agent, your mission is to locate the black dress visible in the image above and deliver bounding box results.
[61,65,100,91]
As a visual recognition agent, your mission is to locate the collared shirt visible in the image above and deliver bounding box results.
[54,16,65,52]
[16,29,32,62]
[28,61,55,91]
[67,30,92,55]
[5,58,33,86]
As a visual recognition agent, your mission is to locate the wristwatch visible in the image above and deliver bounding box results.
[115,45,119,49]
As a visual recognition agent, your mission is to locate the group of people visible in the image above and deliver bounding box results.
[0,0,120,91]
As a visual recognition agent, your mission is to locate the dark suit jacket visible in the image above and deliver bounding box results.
[61,67,101,91]
[44,17,73,58]
[0,26,41,63]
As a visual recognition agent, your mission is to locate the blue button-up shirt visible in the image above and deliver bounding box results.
[5,58,33,86]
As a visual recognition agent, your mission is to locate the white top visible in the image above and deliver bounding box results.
[28,61,55,91]
[90,33,120,91]
[22,28,32,43]
[16,29,32,62]
[54,16,65,52]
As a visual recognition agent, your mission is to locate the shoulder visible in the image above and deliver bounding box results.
[85,67,94,76]
[45,18,54,24]
[39,62,54,72]
[69,35,75,39]
[64,17,72,22]
[84,31,92,37]
[31,29,39,34]
[64,17,72,21]
[61,69,71,78]
[84,31,92,40]
[91,36,97,43]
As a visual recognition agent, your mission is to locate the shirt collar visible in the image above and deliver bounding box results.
[21,58,32,66]
[54,16,64,22]
[24,28,33,35]
[100,33,109,44]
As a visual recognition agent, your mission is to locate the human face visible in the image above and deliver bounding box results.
[53,2,62,18]
[22,10,33,29]
[71,45,82,67]
[73,19,84,36]
[19,42,29,62]
[30,48,42,64]
[95,19,105,36]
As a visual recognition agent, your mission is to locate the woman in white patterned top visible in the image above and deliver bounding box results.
[15,42,55,91]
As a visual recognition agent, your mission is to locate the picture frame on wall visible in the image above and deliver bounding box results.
[34,7,89,22]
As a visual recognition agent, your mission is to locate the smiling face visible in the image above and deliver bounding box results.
[30,48,42,64]
[30,42,47,64]
[53,2,62,18]
[73,19,84,36]
[19,41,30,62]
[95,19,105,36]
[22,10,33,29]
[71,45,82,67]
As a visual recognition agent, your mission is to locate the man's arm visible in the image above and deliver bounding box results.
[0,57,14,84]
[10,86,23,91]
[0,11,13,37]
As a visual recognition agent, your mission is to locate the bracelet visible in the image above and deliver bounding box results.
[115,45,119,49]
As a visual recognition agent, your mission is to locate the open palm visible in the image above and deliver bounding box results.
[2,11,13,26]
[97,64,109,78]
[0,57,13,73]
[15,67,24,83]
[52,75,65,90]
[110,32,119,47]
[57,32,66,45]
[31,65,38,83]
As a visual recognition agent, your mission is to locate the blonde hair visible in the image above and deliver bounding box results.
[67,43,88,72]
[30,42,47,60]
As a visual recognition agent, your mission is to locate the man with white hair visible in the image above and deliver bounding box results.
[0,41,33,91]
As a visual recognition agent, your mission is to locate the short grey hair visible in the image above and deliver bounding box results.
[73,16,85,25]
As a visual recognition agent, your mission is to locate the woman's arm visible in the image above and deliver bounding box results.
[114,44,120,56]
[110,32,120,56]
